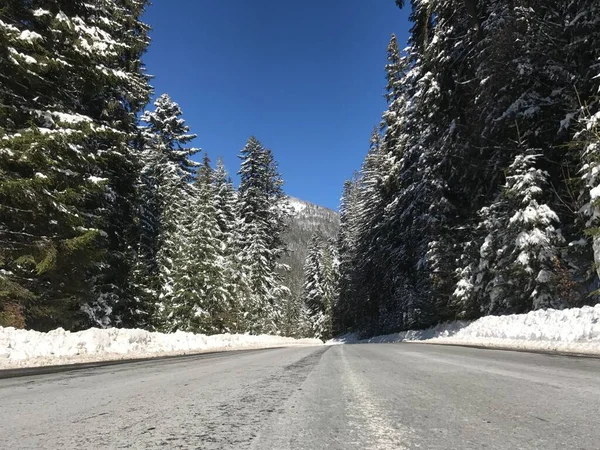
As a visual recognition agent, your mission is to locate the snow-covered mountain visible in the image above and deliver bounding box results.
[280,197,340,301]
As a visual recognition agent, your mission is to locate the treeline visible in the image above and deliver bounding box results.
[0,1,294,335]
[335,0,600,336]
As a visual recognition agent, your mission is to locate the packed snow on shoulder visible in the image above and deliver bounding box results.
[0,327,322,369]
[328,304,600,355]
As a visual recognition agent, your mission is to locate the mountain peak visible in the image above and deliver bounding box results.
[279,196,340,301]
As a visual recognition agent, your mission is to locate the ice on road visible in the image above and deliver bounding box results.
[1,344,600,449]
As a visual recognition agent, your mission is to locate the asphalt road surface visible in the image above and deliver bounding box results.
[1,343,599,449]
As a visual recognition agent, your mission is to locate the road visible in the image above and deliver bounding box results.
[1,344,599,449]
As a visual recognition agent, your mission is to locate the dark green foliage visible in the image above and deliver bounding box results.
[0,2,321,339]
[0,0,151,330]
[335,0,600,338]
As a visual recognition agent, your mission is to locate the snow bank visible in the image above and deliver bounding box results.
[0,327,322,369]
[328,304,600,355]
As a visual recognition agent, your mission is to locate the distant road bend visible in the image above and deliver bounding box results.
[1,344,599,449]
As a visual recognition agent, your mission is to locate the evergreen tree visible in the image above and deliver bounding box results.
[578,56,600,282]
[303,233,325,330]
[320,239,339,340]
[472,152,565,314]
[213,158,249,332]
[168,154,226,333]
[237,136,289,334]
[302,233,338,340]
[335,0,600,337]
[138,94,200,330]
[280,292,311,339]
[336,176,361,333]
[0,0,151,330]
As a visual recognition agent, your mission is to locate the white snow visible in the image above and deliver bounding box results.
[328,304,600,355]
[55,12,71,26]
[0,19,19,33]
[287,197,307,214]
[87,175,107,184]
[0,327,322,369]
[52,111,92,124]
[590,185,600,200]
[96,64,128,79]
[9,47,37,65]
[33,8,51,17]
[18,30,43,43]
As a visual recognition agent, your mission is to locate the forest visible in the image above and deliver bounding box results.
[334,0,600,337]
[1,1,599,342]
[0,1,312,336]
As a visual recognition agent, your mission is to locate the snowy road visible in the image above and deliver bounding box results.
[1,344,599,449]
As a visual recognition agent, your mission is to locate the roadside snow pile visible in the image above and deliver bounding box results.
[0,327,322,369]
[328,304,600,355]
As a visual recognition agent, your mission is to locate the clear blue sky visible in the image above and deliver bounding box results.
[142,0,410,210]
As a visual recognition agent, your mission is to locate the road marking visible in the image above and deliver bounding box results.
[341,347,414,450]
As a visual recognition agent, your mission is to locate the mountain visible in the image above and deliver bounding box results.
[280,197,340,301]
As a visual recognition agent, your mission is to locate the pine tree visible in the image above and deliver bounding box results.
[213,159,237,243]
[504,152,564,310]
[171,154,229,333]
[138,94,200,330]
[128,130,161,330]
[280,292,311,338]
[213,158,249,332]
[335,175,361,333]
[471,152,565,314]
[335,0,600,336]
[0,0,151,330]
[303,233,325,332]
[237,136,289,334]
[302,233,338,340]
[320,239,339,340]
[577,32,600,281]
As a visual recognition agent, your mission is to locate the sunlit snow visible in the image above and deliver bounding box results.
[0,328,322,369]
[329,304,600,355]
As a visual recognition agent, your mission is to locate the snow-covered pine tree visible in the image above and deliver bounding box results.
[84,0,154,329]
[237,136,289,334]
[213,158,237,244]
[140,94,199,180]
[0,0,151,330]
[486,152,565,313]
[577,57,600,283]
[335,174,361,334]
[344,128,389,332]
[279,286,313,338]
[379,33,408,198]
[303,233,324,337]
[320,239,339,340]
[336,0,600,337]
[128,129,161,330]
[169,153,228,333]
[213,158,250,332]
[370,33,425,333]
[138,94,200,330]
[451,0,600,317]
[302,233,338,340]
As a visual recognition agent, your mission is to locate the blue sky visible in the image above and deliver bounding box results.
[142,0,410,210]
